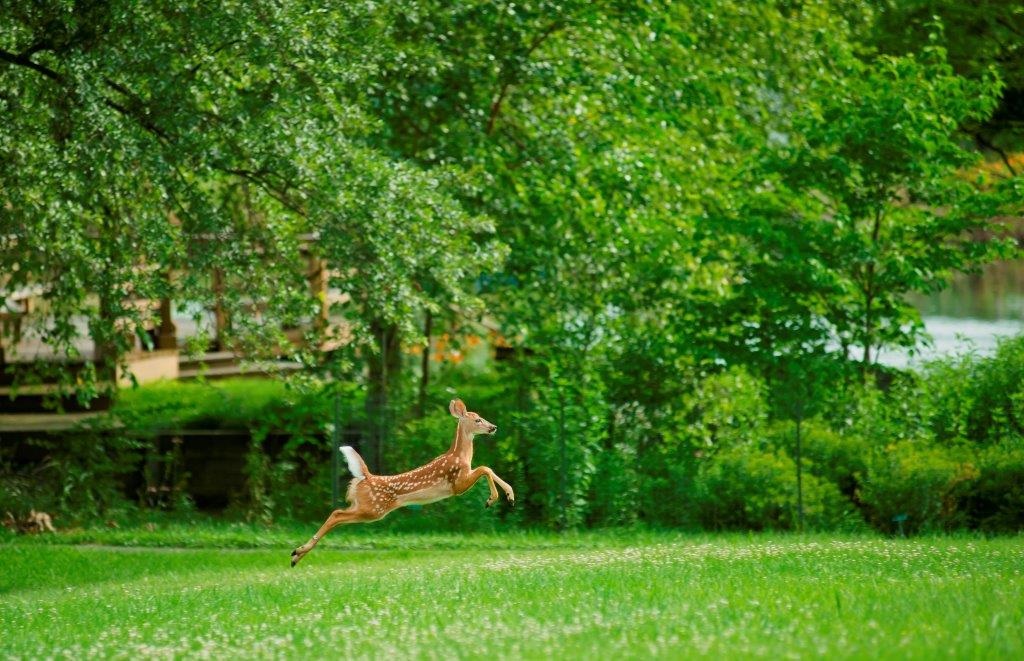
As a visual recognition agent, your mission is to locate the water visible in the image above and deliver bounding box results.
[879,260,1024,367]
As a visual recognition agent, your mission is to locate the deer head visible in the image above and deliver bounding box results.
[449,399,497,435]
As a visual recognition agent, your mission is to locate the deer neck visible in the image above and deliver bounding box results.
[448,419,475,463]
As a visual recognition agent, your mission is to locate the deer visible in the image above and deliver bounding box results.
[290,398,515,567]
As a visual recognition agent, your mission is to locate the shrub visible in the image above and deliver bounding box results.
[112,379,367,522]
[917,335,1024,445]
[0,429,144,524]
[114,378,333,433]
[860,441,979,534]
[642,367,769,527]
[766,421,869,501]
[669,367,769,453]
[588,441,640,527]
[692,446,851,531]
[962,442,1024,532]
[956,336,1024,444]
[515,366,606,530]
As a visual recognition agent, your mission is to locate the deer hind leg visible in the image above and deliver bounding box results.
[455,466,515,508]
[290,507,376,567]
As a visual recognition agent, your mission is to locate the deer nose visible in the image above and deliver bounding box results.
[488,425,497,434]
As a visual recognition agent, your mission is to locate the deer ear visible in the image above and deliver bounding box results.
[449,399,467,418]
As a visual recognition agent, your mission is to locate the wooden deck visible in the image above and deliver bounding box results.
[0,412,108,432]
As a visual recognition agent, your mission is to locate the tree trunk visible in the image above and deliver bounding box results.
[557,378,568,531]
[861,209,883,380]
[95,289,117,376]
[417,309,432,418]
[365,318,402,473]
[795,414,804,532]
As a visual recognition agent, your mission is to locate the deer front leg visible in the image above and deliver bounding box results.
[455,466,515,508]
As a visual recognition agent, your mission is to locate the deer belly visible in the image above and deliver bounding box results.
[396,482,454,507]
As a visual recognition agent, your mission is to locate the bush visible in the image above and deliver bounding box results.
[641,367,769,527]
[860,441,978,534]
[513,360,607,529]
[0,429,144,525]
[692,446,851,531]
[766,421,869,501]
[588,441,640,527]
[918,335,1024,445]
[112,379,368,522]
[962,442,1024,532]
[114,378,334,433]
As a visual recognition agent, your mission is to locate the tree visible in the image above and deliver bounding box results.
[369,0,882,522]
[869,0,1024,170]
[759,43,1013,376]
[0,1,499,405]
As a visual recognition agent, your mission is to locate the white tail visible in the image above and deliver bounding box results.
[340,446,365,479]
[291,400,513,567]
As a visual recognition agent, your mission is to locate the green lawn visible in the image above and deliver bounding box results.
[2,531,1022,658]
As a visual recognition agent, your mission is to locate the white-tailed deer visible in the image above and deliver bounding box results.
[290,398,514,566]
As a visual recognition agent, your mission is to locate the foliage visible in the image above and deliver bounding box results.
[767,420,870,501]
[965,442,1024,532]
[0,0,498,396]
[693,446,853,531]
[920,335,1024,445]
[860,441,979,534]
[115,379,304,431]
[510,356,608,529]
[2,1,1023,535]
[871,0,1024,157]
[587,440,640,527]
[726,43,1010,374]
[0,429,143,523]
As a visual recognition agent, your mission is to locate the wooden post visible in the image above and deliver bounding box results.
[212,268,229,351]
[156,273,177,350]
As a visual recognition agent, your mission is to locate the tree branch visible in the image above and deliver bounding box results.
[995,16,1024,39]
[18,40,55,59]
[101,95,170,141]
[186,39,244,77]
[2,45,306,220]
[222,168,307,216]
[486,21,563,135]
[0,48,63,82]
[486,85,512,136]
[974,131,1018,177]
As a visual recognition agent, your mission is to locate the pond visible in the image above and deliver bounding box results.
[879,260,1024,367]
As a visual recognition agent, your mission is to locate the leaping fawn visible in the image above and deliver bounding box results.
[290,398,515,566]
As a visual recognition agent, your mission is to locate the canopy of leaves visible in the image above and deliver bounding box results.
[1,0,1020,410]
[0,1,499,392]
